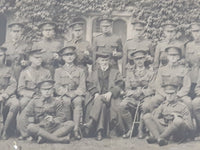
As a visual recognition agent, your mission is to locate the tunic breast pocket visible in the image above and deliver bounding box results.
[96,42,105,51]
[71,74,80,88]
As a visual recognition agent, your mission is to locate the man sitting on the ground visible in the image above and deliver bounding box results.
[143,78,194,146]
[25,80,74,144]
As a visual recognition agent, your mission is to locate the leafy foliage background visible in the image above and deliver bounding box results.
[1,0,200,42]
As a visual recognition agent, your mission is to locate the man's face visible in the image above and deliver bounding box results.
[73,28,83,39]
[62,53,76,64]
[40,87,53,98]
[191,29,200,41]
[163,27,176,40]
[101,23,112,34]
[10,25,23,41]
[132,24,144,37]
[167,53,180,64]
[133,56,145,67]
[97,57,110,68]
[41,25,55,39]
[30,56,42,66]
[165,92,176,102]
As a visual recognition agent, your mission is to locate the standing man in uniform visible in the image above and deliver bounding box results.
[84,51,123,141]
[185,23,200,99]
[2,20,30,80]
[93,16,123,71]
[33,22,64,77]
[122,19,154,76]
[153,21,184,69]
[119,47,155,139]
[66,20,93,77]
[54,46,86,140]
[25,80,74,144]
[0,47,20,140]
[143,79,194,146]
[17,48,52,140]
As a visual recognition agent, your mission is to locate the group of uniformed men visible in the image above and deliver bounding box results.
[1,16,200,146]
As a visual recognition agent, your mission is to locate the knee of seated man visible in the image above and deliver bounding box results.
[73,96,83,106]
[27,124,39,134]
[9,96,20,113]
[143,113,152,121]
[173,117,185,128]
[63,120,75,128]
[119,100,128,110]
[181,96,192,104]
[62,96,72,105]
[141,101,151,113]
[192,97,200,110]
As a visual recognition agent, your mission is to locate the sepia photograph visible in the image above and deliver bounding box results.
[0,0,200,149]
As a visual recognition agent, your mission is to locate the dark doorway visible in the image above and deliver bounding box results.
[0,14,7,45]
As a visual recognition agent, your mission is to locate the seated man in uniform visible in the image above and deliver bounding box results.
[26,80,74,144]
[0,47,20,140]
[192,67,200,138]
[54,45,86,140]
[17,48,52,140]
[142,45,192,114]
[84,51,123,141]
[143,79,194,146]
[119,47,155,139]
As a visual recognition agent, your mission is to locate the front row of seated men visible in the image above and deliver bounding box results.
[0,43,200,146]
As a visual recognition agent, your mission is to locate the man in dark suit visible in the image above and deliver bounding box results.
[84,50,123,141]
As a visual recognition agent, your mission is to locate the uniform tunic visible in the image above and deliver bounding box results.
[2,40,30,80]
[0,65,19,113]
[122,37,153,76]
[33,38,64,76]
[153,39,184,69]
[25,96,71,133]
[185,41,200,84]
[143,63,192,113]
[93,33,123,69]
[17,66,52,137]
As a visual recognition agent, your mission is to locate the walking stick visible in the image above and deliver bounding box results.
[129,100,141,139]
[0,102,4,136]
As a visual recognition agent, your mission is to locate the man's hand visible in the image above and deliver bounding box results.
[53,53,59,59]
[94,93,100,99]
[112,50,118,57]
[126,90,135,97]
[0,94,5,102]
[20,60,29,67]
[84,50,90,55]
[44,115,55,125]
[103,92,112,102]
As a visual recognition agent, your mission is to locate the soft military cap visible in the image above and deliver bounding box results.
[99,16,113,26]
[96,50,111,59]
[38,22,57,29]
[29,48,44,58]
[165,46,182,56]
[161,20,177,31]
[69,21,84,30]
[59,45,76,56]
[8,20,25,28]
[37,80,55,89]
